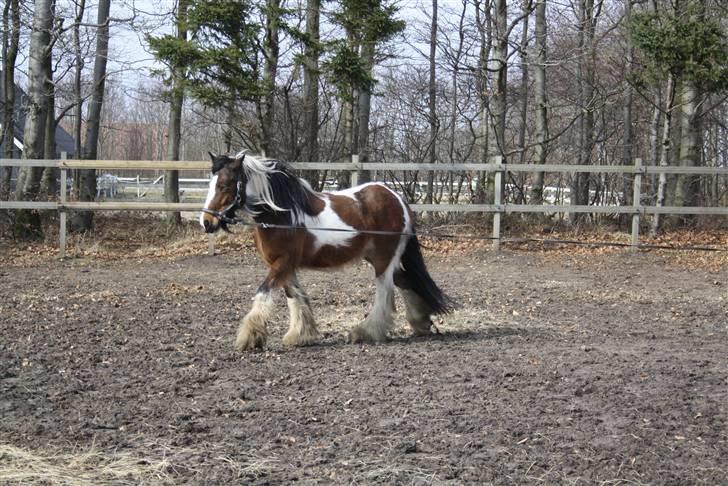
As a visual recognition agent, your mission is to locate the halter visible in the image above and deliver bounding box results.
[202,178,245,227]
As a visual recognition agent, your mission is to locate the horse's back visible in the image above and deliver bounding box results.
[327,182,410,233]
[293,183,411,272]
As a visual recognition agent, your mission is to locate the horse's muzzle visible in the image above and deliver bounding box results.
[202,212,233,234]
[203,218,215,233]
[201,212,220,233]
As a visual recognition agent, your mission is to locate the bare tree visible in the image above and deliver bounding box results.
[1,0,21,198]
[425,0,438,205]
[620,0,634,213]
[530,0,548,204]
[71,0,85,160]
[164,0,188,226]
[14,0,53,238]
[71,0,110,232]
[259,0,280,157]
[473,0,492,203]
[301,0,320,187]
[572,0,597,222]
[488,0,507,164]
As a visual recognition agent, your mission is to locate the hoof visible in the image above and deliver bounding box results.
[282,329,320,347]
[348,325,385,344]
[411,319,439,337]
[235,324,268,351]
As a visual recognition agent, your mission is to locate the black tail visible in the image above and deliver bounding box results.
[399,235,454,315]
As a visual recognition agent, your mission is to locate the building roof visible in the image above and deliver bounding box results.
[0,74,76,157]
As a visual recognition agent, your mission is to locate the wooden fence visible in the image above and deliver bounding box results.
[1,156,727,257]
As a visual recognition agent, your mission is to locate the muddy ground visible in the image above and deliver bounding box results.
[1,239,727,484]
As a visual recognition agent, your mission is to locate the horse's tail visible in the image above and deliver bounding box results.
[398,234,454,315]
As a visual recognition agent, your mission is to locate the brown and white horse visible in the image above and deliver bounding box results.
[200,151,452,350]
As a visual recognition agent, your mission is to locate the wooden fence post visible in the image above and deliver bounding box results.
[492,156,504,252]
[351,154,359,188]
[208,233,215,256]
[631,158,642,252]
[59,152,67,259]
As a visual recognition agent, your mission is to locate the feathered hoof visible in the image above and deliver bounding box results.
[282,329,320,347]
[410,318,439,337]
[235,322,268,351]
[348,325,386,344]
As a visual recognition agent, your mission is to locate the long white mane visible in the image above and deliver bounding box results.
[239,151,315,224]
[239,151,287,213]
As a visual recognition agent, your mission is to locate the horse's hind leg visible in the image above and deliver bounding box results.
[349,264,397,344]
[394,270,436,336]
[283,275,320,346]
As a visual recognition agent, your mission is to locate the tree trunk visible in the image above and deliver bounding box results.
[356,42,375,184]
[489,0,507,163]
[1,0,20,198]
[620,0,634,214]
[301,0,320,188]
[474,0,492,204]
[572,0,595,224]
[647,90,661,194]
[673,82,701,211]
[164,0,188,226]
[516,1,529,168]
[41,23,57,197]
[338,99,353,189]
[261,0,280,157]
[650,73,675,236]
[71,0,110,233]
[425,0,438,205]
[530,0,548,205]
[14,0,53,239]
[446,0,467,205]
[72,0,84,160]
[40,74,57,196]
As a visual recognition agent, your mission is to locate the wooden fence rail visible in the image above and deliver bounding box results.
[1,155,726,257]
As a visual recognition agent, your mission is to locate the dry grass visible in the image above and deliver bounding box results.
[0,443,282,485]
[0,443,171,485]
[1,213,726,270]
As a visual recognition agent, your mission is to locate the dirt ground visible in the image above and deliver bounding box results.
[1,229,727,484]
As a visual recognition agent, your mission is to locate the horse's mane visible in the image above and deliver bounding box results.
[242,152,317,225]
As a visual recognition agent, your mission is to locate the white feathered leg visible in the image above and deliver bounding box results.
[349,264,397,343]
[235,291,272,351]
[283,276,320,346]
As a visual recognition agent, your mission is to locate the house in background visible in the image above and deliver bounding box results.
[0,75,76,158]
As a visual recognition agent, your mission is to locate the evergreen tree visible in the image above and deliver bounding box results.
[147,1,261,110]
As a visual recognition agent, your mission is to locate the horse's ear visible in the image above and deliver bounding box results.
[232,150,247,170]
[210,152,227,174]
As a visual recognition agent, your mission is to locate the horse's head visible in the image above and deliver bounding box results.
[200,151,247,233]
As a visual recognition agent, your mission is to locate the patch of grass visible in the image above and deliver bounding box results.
[0,443,171,485]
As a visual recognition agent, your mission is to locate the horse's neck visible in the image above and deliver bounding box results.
[247,175,322,225]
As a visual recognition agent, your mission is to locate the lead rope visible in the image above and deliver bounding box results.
[200,209,728,253]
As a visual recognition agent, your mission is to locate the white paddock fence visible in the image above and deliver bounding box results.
[1,155,726,257]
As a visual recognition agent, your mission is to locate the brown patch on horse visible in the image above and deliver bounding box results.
[342,185,406,276]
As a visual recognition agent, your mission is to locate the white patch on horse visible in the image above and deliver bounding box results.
[303,196,357,251]
[200,174,218,228]
[334,182,381,200]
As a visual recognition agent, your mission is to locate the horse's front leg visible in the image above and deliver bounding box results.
[282,274,320,347]
[235,260,293,351]
[235,283,274,351]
